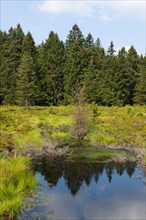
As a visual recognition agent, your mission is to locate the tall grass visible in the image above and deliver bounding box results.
[0,157,37,219]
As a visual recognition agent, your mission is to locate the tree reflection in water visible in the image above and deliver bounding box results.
[32,158,137,196]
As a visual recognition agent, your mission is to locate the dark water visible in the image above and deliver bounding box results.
[20,159,146,220]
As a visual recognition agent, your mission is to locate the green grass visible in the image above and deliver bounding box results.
[0,106,72,152]
[14,128,43,151]
[0,157,37,219]
[0,105,146,153]
[88,105,146,149]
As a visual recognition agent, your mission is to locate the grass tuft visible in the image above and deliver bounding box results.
[0,157,37,219]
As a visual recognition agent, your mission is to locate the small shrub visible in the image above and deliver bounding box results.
[70,88,93,140]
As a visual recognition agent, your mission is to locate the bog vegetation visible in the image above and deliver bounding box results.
[0,105,146,155]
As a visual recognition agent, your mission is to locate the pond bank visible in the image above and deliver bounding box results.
[18,139,145,167]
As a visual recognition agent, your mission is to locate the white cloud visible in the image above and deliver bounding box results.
[100,1,145,21]
[114,46,141,55]
[38,1,96,17]
[99,8,113,21]
[38,0,145,21]
[114,46,131,55]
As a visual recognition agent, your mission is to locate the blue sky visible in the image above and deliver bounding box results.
[1,0,145,55]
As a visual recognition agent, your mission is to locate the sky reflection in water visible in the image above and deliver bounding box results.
[21,160,146,220]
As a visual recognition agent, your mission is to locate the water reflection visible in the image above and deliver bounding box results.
[21,159,145,220]
[32,158,138,196]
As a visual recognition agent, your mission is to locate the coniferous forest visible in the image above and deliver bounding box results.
[0,24,146,106]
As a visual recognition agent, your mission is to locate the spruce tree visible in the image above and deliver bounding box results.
[115,59,136,105]
[64,24,86,103]
[127,45,139,72]
[85,33,94,50]
[83,57,102,104]
[107,41,116,56]
[0,31,8,104]
[134,56,146,105]
[36,42,48,105]
[95,38,105,58]
[118,47,127,58]
[37,31,65,105]
[1,24,24,104]
[16,52,36,106]
[22,31,37,58]
[100,55,118,105]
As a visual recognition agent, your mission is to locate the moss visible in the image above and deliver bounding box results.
[68,147,128,163]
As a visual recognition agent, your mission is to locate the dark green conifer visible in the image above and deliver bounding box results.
[64,24,86,103]
[134,56,146,105]
[22,32,37,58]
[1,24,24,104]
[16,52,36,106]
[107,41,116,56]
[37,31,65,105]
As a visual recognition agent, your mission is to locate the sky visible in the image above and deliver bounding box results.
[0,0,146,55]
